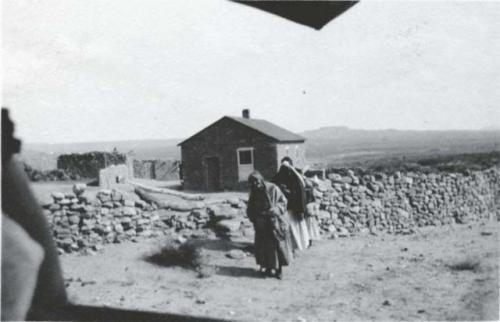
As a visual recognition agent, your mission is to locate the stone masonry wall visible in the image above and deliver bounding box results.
[57,152,126,179]
[313,167,499,236]
[42,167,499,255]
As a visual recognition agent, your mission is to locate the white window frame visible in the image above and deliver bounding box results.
[237,147,254,182]
[237,147,254,166]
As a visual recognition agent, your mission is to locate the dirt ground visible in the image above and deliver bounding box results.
[60,218,499,321]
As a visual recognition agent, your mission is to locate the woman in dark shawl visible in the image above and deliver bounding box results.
[247,171,293,279]
[272,157,311,251]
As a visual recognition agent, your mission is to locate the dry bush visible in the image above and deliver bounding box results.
[195,264,218,279]
[145,239,216,278]
[447,258,481,272]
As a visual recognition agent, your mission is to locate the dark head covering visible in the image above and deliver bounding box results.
[280,156,293,166]
[248,171,264,183]
[248,171,266,192]
[247,171,271,219]
[272,164,306,215]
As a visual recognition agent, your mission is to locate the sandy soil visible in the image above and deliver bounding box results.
[60,219,499,321]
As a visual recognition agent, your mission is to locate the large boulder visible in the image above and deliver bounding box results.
[163,201,194,212]
[214,219,241,234]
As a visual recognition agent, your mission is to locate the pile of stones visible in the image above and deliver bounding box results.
[207,202,252,239]
[43,184,164,254]
[149,198,251,240]
[43,185,250,254]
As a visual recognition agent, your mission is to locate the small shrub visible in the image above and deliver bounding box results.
[447,258,481,272]
[145,240,215,277]
[195,264,218,279]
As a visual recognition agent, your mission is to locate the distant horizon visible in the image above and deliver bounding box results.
[22,124,500,146]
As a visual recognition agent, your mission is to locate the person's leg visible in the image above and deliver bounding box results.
[275,265,283,280]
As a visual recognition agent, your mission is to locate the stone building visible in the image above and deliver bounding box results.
[178,109,306,191]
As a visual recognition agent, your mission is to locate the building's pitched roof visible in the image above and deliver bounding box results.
[178,116,305,146]
[227,116,305,142]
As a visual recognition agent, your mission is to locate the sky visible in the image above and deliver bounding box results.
[2,0,500,144]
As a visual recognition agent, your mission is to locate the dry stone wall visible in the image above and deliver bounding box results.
[57,152,126,179]
[315,167,499,236]
[43,167,499,255]
[42,185,165,254]
[42,186,249,254]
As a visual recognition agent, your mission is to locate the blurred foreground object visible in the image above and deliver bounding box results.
[1,215,45,321]
[2,108,69,320]
[233,0,358,30]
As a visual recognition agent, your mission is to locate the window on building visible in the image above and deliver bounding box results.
[238,149,253,165]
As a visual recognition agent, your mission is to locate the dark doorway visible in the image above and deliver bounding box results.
[205,157,221,191]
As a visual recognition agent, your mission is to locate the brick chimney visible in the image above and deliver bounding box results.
[242,109,250,119]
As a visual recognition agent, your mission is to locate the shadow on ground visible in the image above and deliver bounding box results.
[190,239,253,254]
[215,265,261,279]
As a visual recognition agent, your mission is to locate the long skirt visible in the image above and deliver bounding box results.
[253,219,293,269]
[305,216,321,241]
[287,210,310,251]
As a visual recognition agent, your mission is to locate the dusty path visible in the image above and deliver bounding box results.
[62,220,499,321]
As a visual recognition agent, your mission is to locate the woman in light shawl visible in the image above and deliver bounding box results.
[272,157,311,252]
[304,178,321,246]
[247,171,293,279]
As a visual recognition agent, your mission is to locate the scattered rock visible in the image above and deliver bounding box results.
[338,227,350,237]
[51,192,65,200]
[123,200,135,207]
[176,235,187,244]
[226,249,246,259]
[73,183,87,195]
[122,207,137,216]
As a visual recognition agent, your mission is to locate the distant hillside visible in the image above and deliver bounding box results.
[21,139,182,170]
[20,128,500,170]
[301,127,500,166]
